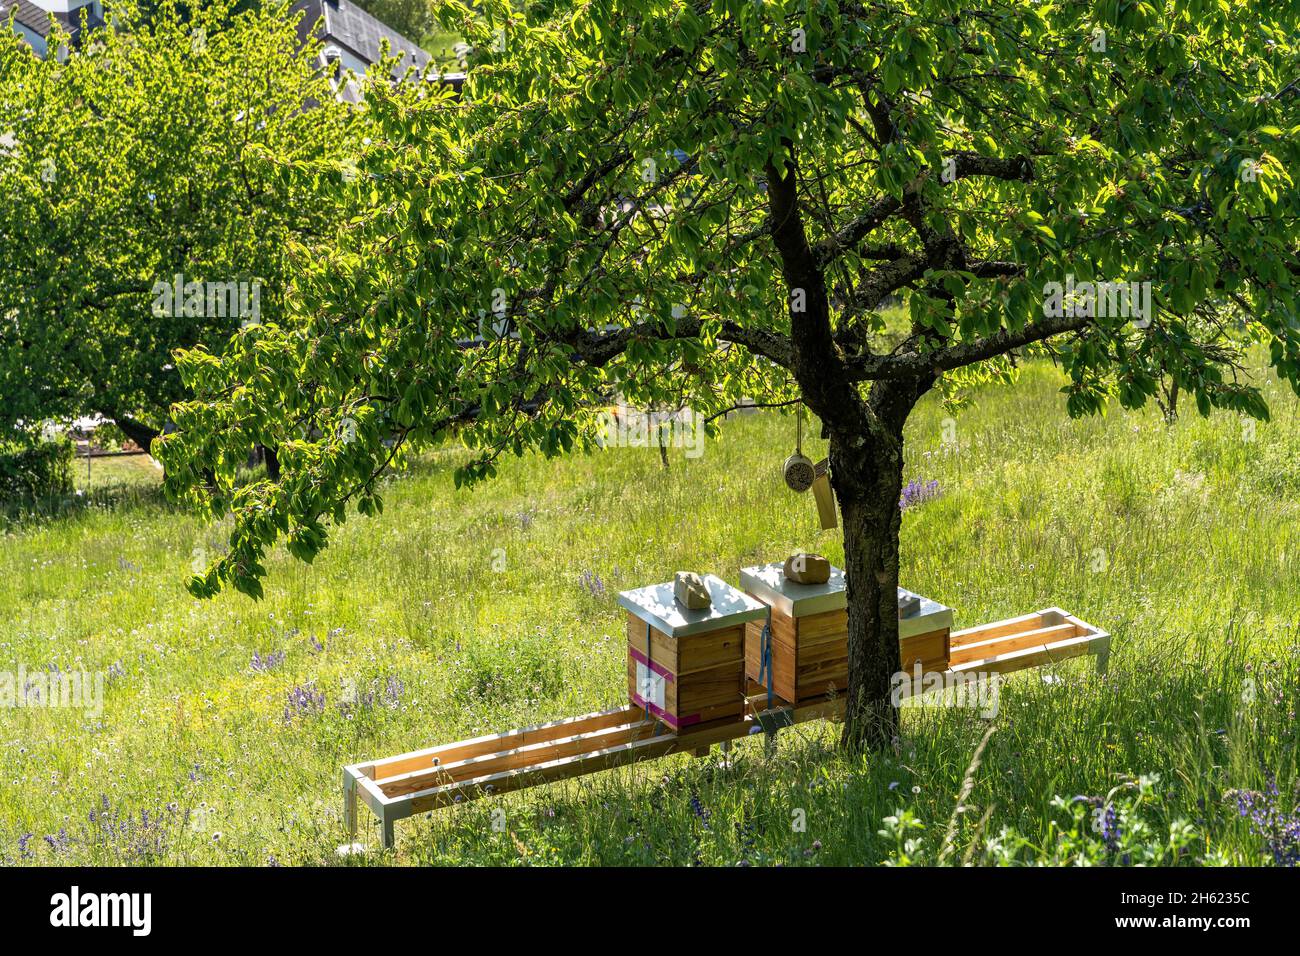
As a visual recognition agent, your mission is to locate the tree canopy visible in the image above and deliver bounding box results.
[0,0,360,449]
[161,0,1298,596]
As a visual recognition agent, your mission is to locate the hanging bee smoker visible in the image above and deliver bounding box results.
[783,406,837,530]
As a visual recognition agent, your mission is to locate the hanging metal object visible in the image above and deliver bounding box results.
[783,406,816,492]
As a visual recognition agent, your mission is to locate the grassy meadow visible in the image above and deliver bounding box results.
[1,356,1299,866]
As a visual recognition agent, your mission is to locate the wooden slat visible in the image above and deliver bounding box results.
[676,625,745,675]
[951,632,1099,674]
[678,660,746,710]
[900,627,949,669]
[626,615,678,671]
[948,622,1078,666]
[369,705,642,780]
[396,696,847,817]
[746,620,799,704]
[377,719,661,797]
[797,609,849,642]
[949,610,1052,649]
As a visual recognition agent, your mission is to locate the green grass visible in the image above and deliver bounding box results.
[1,358,1298,865]
[73,453,164,493]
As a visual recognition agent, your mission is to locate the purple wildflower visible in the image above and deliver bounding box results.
[1226,776,1300,866]
[250,650,286,673]
[283,682,326,723]
[689,792,711,831]
[578,570,606,598]
[899,479,941,510]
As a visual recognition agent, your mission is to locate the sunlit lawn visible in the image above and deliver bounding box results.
[1,355,1298,865]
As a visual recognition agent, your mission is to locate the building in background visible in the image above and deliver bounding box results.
[290,0,441,102]
[2,0,103,57]
[4,0,455,100]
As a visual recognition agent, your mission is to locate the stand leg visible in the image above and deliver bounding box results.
[1094,635,1112,675]
[343,770,358,839]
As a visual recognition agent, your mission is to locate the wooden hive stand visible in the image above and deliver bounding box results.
[344,606,1110,848]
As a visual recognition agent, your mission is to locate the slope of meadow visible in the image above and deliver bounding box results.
[1,357,1298,865]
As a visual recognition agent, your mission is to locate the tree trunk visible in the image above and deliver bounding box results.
[263,445,281,482]
[828,376,933,750]
[832,433,906,750]
[1161,379,1179,425]
[113,415,160,457]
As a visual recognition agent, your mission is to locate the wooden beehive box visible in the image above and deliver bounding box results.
[617,575,767,730]
[740,563,954,704]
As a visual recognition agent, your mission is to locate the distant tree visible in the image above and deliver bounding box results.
[0,0,361,456]
[160,0,1298,748]
[351,0,437,44]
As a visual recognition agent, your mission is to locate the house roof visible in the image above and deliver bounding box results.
[7,0,55,38]
[291,0,431,77]
[5,0,103,43]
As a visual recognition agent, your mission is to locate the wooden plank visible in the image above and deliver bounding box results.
[899,627,945,668]
[377,719,662,797]
[797,640,848,667]
[949,611,1051,649]
[626,615,678,672]
[676,625,745,675]
[797,609,849,642]
[678,660,746,711]
[370,705,642,780]
[951,632,1098,675]
[948,622,1077,666]
[394,696,848,817]
[745,620,797,703]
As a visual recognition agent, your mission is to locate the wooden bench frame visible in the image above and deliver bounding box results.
[344,608,1110,848]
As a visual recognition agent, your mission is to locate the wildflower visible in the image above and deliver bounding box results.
[250,650,286,673]
[283,682,326,723]
[689,793,711,831]
[1225,777,1300,866]
[1099,804,1121,851]
[899,479,941,510]
[578,570,606,598]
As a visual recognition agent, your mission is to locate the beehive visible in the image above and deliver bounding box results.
[740,563,953,704]
[617,575,767,730]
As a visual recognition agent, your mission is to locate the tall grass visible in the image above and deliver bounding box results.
[0,357,1297,865]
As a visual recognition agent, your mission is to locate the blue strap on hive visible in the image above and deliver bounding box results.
[757,607,774,710]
